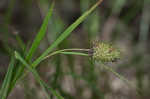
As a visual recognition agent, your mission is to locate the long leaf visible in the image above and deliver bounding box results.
[26,2,55,61]
[9,2,55,94]
[15,51,64,99]
[0,57,15,99]
[32,0,103,68]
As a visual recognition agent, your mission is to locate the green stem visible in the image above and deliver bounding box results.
[43,48,90,60]
[18,49,90,81]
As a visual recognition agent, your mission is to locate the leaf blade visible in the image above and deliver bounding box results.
[32,0,103,68]
[15,51,64,99]
[26,2,55,61]
[8,2,55,94]
[0,56,15,99]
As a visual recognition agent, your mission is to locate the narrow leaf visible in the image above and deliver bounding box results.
[26,2,55,61]
[0,57,15,99]
[32,0,103,68]
[8,2,55,94]
[15,51,64,99]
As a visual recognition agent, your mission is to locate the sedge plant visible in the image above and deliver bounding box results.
[0,0,104,99]
[0,0,140,98]
[43,41,140,95]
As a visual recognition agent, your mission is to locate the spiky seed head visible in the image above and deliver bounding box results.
[92,42,121,62]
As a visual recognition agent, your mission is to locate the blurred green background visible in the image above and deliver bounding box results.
[0,0,150,99]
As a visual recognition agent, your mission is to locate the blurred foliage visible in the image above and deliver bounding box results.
[0,0,150,99]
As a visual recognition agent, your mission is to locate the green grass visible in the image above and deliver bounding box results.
[15,51,64,99]
[0,0,103,98]
[31,0,103,68]
[0,57,15,99]
[0,0,145,98]
[8,2,55,94]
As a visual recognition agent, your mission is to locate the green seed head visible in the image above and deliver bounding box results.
[92,42,121,62]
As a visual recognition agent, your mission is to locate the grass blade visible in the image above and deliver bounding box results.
[8,2,55,94]
[15,51,64,99]
[32,0,103,68]
[26,2,55,61]
[0,57,15,99]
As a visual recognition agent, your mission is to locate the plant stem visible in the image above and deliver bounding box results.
[43,48,91,60]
